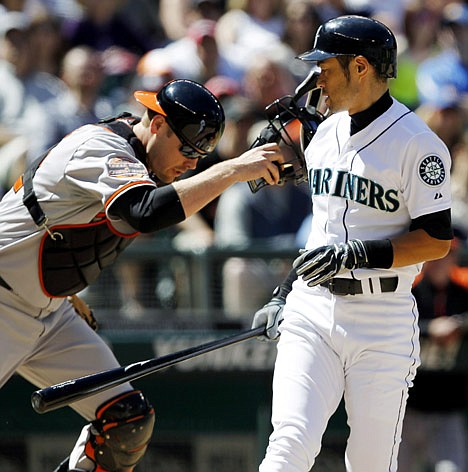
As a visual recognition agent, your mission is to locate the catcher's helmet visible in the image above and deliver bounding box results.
[134,79,225,156]
[298,15,397,78]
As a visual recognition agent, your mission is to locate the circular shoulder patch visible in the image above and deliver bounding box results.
[418,155,446,186]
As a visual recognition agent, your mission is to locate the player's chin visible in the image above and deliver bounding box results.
[158,172,175,184]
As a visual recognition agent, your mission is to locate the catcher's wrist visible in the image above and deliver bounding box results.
[361,239,393,269]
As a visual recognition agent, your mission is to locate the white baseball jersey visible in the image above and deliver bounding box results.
[303,98,451,291]
[259,97,452,472]
[0,123,156,310]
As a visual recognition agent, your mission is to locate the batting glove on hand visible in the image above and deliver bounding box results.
[251,298,285,342]
[293,239,368,287]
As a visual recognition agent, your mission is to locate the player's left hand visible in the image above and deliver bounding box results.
[293,239,368,286]
[251,298,285,341]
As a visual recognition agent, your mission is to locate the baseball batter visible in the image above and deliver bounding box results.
[252,16,453,471]
[0,79,285,472]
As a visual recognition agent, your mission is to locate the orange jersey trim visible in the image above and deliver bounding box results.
[104,181,155,211]
[13,175,23,193]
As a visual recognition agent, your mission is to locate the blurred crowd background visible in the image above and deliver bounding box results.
[0,2,468,470]
[1,0,467,324]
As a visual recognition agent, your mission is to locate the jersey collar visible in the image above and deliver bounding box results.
[350,90,393,135]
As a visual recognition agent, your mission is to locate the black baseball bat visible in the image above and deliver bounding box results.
[31,326,265,414]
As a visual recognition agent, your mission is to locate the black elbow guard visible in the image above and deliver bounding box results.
[110,185,186,232]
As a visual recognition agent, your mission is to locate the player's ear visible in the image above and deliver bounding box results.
[354,56,368,76]
[149,114,165,135]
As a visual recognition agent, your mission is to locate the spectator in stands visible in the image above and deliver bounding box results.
[242,54,298,119]
[162,18,244,84]
[389,0,444,110]
[215,0,286,72]
[120,0,168,49]
[281,0,321,81]
[450,129,468,237]
[0,0,48,18]
[204,74,242,103]
[61,0,154,105]
[416,2,468,112]
[0,11,66,167]
[192,0,226,22]
[28,13,66,75]
[158,0,190,41]
[158,0,226,42]
[345,0,407,32]
[133,48,176,96]
[415,100,465,158]
[398,230,468,472]
[62,0,153,55]
[45,46,114,145]
[308,0,347,22]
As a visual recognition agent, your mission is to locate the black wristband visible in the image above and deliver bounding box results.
[273,267,298,302]
[362,239,394,269]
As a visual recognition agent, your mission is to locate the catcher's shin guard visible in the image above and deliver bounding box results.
[85,390,155,471]
[52,456,70,472]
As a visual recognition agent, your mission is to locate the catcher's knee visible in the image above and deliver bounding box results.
[85,390,155,471]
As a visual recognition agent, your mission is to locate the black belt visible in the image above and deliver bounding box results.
[320,277,398,295]
[0,275,12,291]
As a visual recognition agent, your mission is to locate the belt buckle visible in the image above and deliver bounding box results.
[327,278,348,296]
[326,279,335,293]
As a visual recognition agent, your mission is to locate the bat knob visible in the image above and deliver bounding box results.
[31,390,46,414]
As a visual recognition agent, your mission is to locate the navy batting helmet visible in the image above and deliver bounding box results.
[298,15,397,78]
[134,79,225,157]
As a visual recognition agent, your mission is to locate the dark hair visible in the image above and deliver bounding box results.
[147,108,157,121]
[336,55,354,81]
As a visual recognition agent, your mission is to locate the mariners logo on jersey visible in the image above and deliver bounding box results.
[418,155,446,187]
[107,156,148,179]
[310,168,399,212]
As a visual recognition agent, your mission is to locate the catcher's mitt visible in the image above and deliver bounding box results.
[67,294,98,331]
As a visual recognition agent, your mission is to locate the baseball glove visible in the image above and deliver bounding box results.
[67,294,98,331]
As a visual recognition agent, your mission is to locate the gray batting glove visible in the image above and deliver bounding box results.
[251,298,285,342]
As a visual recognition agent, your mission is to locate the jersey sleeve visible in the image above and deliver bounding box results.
[401,130,452,220]
[64,130,156,234]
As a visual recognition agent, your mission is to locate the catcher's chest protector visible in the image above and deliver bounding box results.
[39,219,134,297]
[23,116,145,297]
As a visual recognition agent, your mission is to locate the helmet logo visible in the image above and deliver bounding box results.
[198,119,207,135]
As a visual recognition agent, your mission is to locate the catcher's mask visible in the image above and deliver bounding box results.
[248,70,325,193]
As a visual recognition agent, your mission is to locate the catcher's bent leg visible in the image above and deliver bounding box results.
[69,390,155,471]
[52,456,70,472]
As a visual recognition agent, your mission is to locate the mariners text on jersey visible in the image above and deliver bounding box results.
[309,167,399,212]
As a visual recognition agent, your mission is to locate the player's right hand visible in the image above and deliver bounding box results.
[233,143,285,185]
[251,298,285,342]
